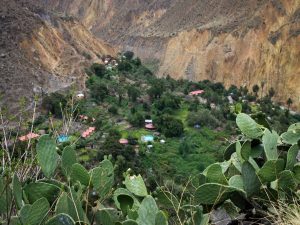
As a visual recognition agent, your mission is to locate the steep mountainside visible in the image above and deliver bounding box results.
[0,0,115,111]
[40,0,300,110]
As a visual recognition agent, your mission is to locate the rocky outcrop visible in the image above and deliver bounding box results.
[0,0,115,111]
[41,0,300,110]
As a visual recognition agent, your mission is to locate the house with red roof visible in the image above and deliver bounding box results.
[19,133,40,142]
[189,90,205,96]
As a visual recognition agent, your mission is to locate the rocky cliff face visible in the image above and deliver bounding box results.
[41,0,300,110]
[0,0,115,111]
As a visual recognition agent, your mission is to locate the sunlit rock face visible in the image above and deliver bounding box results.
[41,0,300,110]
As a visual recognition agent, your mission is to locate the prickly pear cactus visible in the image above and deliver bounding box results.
[124,175,148,197]
[91,159,114,199]
[36,135,59,178]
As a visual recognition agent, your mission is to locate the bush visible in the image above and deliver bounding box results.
[118,61,132,72]
[186,109,220,129]
[123,51,134,60]
[128,112,144,127]
[108,105,118,115]
[90,81,109,103]
[127,85,141,102]
[41,93,67,118]
[91,63,106,78]
[155,115,184,137]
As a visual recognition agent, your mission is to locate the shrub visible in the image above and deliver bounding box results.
[108,105,118,115]
[155,115,184,137]
[123,51,134,60]
[41,93,67,118]
[90,81,109,103]
[128,112,144,127]
[91,63,106,78]
[186,109,220,129]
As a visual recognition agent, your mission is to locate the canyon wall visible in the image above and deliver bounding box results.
[39,0,300,110]
[0,0,115,111]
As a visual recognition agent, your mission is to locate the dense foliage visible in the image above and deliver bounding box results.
[2,51,299,224]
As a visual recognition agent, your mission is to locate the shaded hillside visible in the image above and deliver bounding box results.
[0,0,115,111]
[40,0,300,110]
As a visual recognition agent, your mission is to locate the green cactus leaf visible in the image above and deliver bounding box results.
[248,157,260,172]
[278,170,297,191]
[192,206,203,225]
[0,176,12,214]
[155,210,168,225]
[124,175,147,197]
[62,145,77,177]
[230,152,242,173]
[70,163,90,186]
[13,174,23,209]
[91,159,114,198]
[123,220,138,225]
[229,175,244,190]
[113,188,140,210]
[36,135,59,178]
[257,159,285,183]
[194,183,236,205]
[137,196,158,225]
[236,113,263,139]
[281,126,300,145]
[241,141,252,161]
[224,142,236,160]
[127,209,139,220]
[23,181,62,204]
[117,194,134,216]
[286,145,299,170]
[19,204,31,224]
[262,129,279,160]
[55,191,89,224]
[288,123,300,131]
[200,214,210,225]
[94,209,115,225]
[241,162,260,197]
[20,197,50,225]
[235,141,243,163]
[205,163,228,185]
[45,213,75,225]
[10,216,22,225]
[155,189,179,209]
[293,163,300,183]
[250,143,264,158]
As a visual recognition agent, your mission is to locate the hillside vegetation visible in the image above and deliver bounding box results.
[1,53,299,224]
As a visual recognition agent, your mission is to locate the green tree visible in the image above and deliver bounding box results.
[127,85,141,102]
[90,82,109,103]
[128,112,144,127]
[155,115,184,137]
[148,79,165,100]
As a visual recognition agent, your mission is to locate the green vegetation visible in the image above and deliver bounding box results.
[1,51,299,224]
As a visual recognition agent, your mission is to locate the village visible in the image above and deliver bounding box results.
[12,51,299,181]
